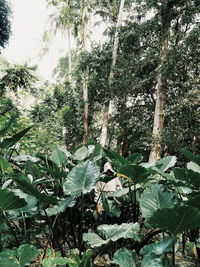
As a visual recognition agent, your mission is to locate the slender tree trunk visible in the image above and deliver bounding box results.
[149,27,170,162]
[83,75,89,144]
[99,0,125,147]
[67,26,72,82]
[81,4,89,144]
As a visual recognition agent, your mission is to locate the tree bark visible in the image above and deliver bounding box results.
[149,29,169,162]
[67,26,72,82]
[99,0,125,147]
[83,75,89,144]
[80,4,89,144]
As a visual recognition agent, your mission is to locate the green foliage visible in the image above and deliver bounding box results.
[17,244,38,267]
[118,165,149,183]
[140,184,177,219]
[13,177,58,207]
[63,160,100,196]
[140,237,174,256]
[40,249,68,267]
[111,247,137,267]
[0,126,199,265]
[83,223,140,247]
[0,189,27,211]
[0,126,32,149]
[50,148,68,168]
[0,64,37,93]
[0,244,38,267]
[148,206,200,236]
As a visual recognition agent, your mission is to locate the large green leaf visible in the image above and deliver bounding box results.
[118,164,149,184]
[0,126,32,149]
[148,206,200,236]
[180,149,200,165]
[73,146,89,161]
[103,149,129,169]
[147,166,175,181]
[98,223,140,241]
[173,168,200,187]
[24,160,42,179]
[153,156,177,172]
[88,143,103,162]
[141,254,166,267]
[127,153,143,164]
[0,115,16,136]
[0,189,27,211]
[83,223,140,248]
[41,256,68,267]
[83,232,107,248]
[0,250,18,267]
[50,148,68,168]
[44,197,76,216]
[111,248,137,267]
[140,237,174,256]
[9,189,38,216]
[63,160,100,196]
[187,162,200,173]
[0,156,10,173]
[40,248,70,267]
[0,245,38,267]
[140,184,177,219]
[13,177,57,207]
[106,188,129,198]
[102,197,121,217]
[79,250,93,267]
[187,194,200,209]
[17,244,38,267]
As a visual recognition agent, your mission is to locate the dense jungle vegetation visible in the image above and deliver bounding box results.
[0,0,200,266]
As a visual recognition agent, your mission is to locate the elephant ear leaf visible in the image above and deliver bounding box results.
[140,237,174,256]
[0,126,32,149]
[50,148,68,168]
[97,223,140,242]
[148,206,200,236]
[83,223,140,248]
[111,248,137,267]
[180,149,200,166]
[63,160,100,196]
[118,165,149,184]
[153,156,177,172]
[0,189,27,211]
[13,177,57,207]
[127,153,143,164]
[140,184,177,219]
[17,244,38,267]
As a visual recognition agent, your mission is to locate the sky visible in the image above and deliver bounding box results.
[2,0,67,81]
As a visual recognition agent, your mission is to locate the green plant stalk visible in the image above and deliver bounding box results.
[78,193,84,256]
[128,182,135,223]
[2,211,20,246]
[136,229,163,253]
[21,211,28,243]
[172,239,175,266]
[182,233,185,255]
[133,183,138,222]
[92,241,112,262]
[43,209,65,257]
[69,208,78,248]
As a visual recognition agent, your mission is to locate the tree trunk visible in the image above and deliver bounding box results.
[83,75,89,144]
[99,0,125,147]
[149,33,169,162]
[67,26,72,82]
[80,4,89,144]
